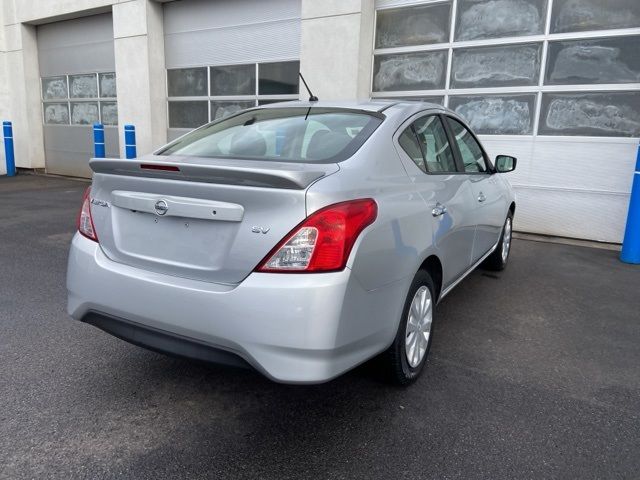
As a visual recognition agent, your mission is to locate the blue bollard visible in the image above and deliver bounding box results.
[620,143,640,264]
[3,121,16,177]
[93,123,105,158]
[124,124,137,159]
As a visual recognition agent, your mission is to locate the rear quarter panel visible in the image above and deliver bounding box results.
[306,125,436,293]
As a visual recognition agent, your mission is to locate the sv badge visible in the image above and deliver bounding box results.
[251,226,270,234]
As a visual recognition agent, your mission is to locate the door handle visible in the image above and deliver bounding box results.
[432,203,447,217]
[478,192,486,203]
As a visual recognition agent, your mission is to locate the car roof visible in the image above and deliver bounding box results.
[255,99,448,115]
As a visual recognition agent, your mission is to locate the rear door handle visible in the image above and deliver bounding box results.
[432,203,447,217]
[478,192,486,203]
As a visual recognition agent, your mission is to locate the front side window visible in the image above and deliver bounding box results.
[447,117,488,173]
[158,108,383,163]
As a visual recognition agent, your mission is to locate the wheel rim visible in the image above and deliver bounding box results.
[405,286,433,368]
[501,217,512,263]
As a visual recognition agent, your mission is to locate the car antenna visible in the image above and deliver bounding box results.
[299,73,318,102]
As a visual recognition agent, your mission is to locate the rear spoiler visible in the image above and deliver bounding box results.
[89,158,339,190]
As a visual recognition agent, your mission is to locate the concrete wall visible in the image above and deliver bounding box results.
[0,2,7,175]
[113,0,167,158]
[299,0,374,100]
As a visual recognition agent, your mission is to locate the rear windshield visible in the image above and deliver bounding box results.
[157,107,384,163]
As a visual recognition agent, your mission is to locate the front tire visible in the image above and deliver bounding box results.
[385,270,435,385]
[483,213,513,271]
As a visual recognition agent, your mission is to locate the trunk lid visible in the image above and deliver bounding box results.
[88,155,338,284]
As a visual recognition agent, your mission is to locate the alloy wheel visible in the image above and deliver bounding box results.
[405,286,433,368]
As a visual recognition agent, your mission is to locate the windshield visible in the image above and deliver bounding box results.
[157,107,384,163]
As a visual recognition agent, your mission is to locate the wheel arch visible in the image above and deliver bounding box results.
[419,255,443,302]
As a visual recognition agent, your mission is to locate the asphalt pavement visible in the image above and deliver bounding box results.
[1,173,639,479]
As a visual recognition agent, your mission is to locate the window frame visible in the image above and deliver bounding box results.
[167,60,301,129]
[41,71,117,127]
[371,0,640,138]
[394,110,465,175]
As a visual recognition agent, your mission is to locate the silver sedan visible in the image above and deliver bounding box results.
[67,100,517,385]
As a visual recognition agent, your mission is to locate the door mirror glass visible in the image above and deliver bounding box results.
[495,155,517,173]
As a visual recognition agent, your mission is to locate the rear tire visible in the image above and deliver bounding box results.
[385,270,435,385]
[483,213,513,271]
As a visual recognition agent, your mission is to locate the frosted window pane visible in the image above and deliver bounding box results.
[546,36,640,85]
[167,68,208,97]
[99,73,117,98]
[539,92,640,137]
[259,61,299,95]
[455,0,548,41]
[44,103,69,125]
[69,74,98,99]
[210,64,255,96]
[373,51,447,92]
[451,43,541,88]
[42,77,68,100]
[376,3,451,48]
[211,100,256,120]
[168,101,208,128]
[100,102,118,126]
[551,0,640,33]
[449,94,535,134]
[71,102,99,125]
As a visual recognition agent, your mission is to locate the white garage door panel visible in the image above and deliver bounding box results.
[164,0,301,68]
[37,13,118,177]
[480,137,637,194]
[479,136,535,187]
[165,19,301,68]
[513,187,629,243]
[164,0,300,32]
[37,14,115,76]
[480,136,636,242]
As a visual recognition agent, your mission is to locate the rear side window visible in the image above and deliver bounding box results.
[398,128,425,172]
[398,115,457,173]
[157,107,383,163]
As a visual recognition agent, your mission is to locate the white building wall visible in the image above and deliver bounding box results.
[299,0,375,100]
[0,2,7,175]
[3,22,45,171]
[113,0,167,157]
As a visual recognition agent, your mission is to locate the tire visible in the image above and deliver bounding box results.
[483,213,513,271]
[385,270,436,385]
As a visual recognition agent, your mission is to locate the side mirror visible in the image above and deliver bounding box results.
[495,155,517,173]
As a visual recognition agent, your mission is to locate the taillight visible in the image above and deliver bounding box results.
[77,186,98,242]
[256,198,377,273]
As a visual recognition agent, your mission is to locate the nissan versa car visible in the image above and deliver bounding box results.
[67,100,517,385]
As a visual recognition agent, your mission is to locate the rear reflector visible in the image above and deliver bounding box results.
[77,186,98,242]
[256,198,377,273]
[140,164,181,172]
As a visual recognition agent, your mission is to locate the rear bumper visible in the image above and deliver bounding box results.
[67,233,407,383]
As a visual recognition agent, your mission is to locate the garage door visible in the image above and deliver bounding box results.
[163,0,302,140]
[38,13,120,178]
[372,0,640,243]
